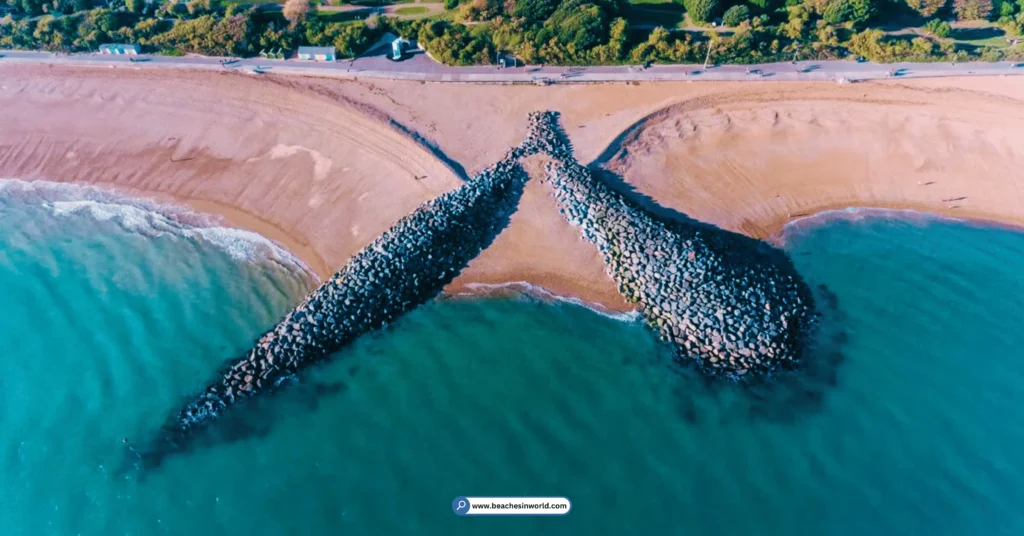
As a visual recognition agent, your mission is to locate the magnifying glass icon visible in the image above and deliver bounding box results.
[452,497,470,515]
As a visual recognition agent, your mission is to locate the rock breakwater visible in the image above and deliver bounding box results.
[141,151,528,468]
[526,111,819,379]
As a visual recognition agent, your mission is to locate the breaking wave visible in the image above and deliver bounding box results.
[0,179,315,278]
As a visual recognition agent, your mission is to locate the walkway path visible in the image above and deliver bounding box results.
[1,49,1022,83]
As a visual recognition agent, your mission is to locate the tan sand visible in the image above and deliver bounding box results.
[2,64,1023,312]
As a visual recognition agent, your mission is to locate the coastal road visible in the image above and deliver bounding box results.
[1,49,1022,83]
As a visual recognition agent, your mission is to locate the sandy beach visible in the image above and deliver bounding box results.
[2,64,1023,312]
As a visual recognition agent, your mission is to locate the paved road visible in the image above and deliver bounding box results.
[1,49,1022,83]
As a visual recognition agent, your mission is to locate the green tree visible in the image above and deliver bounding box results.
[534,1,610,62]
[781,4,810,39]
[682,0,719,23]
[629,26,697,63]
[150,13,255,55]
[414,19,495,65]
[461,0,503,21]
[747,0,784,10]
[722,4,749,25]
[187,0,222,16]
[19,0,47,16]
[605,16,628,59]
[923,18,951,37]
[822,0,874,24]
[127,17,166,43]
[846,27,885,60]
[332,22,380,57]
[821,0,851,23]
[513,0,559,21]
[124,0,144,13]
[911,36,934,55]
[906,0,947,16]
[954,0,994,19]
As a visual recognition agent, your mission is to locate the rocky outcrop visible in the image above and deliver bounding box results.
[526,111,819,379]
[141,150,529,468]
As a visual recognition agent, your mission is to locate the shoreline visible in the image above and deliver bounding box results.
[2,65,1023,314]
[7,173,1020,322]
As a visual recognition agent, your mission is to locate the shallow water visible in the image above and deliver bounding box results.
[1,191,1023,535]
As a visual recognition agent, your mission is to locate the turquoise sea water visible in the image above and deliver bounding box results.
[1,185,1023,535]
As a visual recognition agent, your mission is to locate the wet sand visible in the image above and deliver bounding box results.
[2,64,1023,312]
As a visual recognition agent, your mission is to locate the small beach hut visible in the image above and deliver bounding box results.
[297,46,336,62]
[99,43,141,55]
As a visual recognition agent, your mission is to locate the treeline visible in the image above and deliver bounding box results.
[0,0,385,58]
[398,0,1024,65]
[3,0,1024,64]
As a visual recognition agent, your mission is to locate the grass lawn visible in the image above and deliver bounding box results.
[316,10,368,23]
[954,34,1011,48]
[625,4,685,28]
[395,5,429,14]
[949,23,1011,49]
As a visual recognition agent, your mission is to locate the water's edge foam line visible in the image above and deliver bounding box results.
[455,281,641,322]
[0,178,318,281]
[774,206,1024,246]
[9,180,1014,325]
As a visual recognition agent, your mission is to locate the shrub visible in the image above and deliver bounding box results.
[683,0,719,23]
[444,0,460,8]
[923,18,952,37]
[954,0,994,19]
[722,4,750,25]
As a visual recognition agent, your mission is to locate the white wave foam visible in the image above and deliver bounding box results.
[0,179,317,279]
[459,281,641,322]
[774,206,972,247]
[785,207,966,228]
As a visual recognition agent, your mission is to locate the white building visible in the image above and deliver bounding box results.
[98,43,141,55]
[297,46,336,62]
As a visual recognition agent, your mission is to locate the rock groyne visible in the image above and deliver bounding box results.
[141,151,529,468]
[526,111,819,379]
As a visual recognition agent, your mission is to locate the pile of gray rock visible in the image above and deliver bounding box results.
[144,111,822,469]
[153,151,529,459]
[526,111,819,379]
